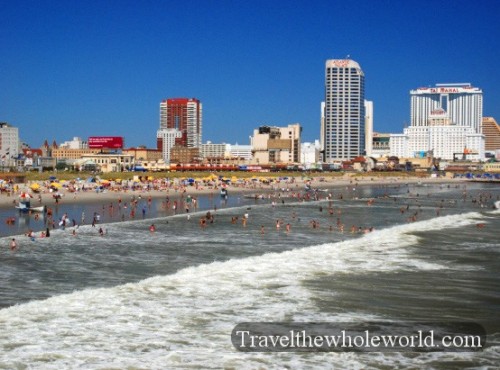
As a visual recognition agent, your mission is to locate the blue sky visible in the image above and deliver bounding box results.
[1,0,499,148]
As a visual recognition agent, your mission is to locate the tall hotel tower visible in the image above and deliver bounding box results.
[390,83,484,160]
[159,98,202,148]
[323,59,365,162]
[410,84,482,132]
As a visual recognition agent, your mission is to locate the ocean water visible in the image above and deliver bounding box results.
[0,182,499,369]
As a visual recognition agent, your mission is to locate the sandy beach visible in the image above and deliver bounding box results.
[0,174,464,210]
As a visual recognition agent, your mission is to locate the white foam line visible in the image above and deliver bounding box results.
[0,211,487,368]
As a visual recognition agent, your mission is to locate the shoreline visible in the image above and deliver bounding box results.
[0,175,467,211]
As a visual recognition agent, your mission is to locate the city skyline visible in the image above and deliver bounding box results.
[1,1,499,148]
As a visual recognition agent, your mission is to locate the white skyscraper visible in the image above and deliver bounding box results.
[323,59,365,162]
[320,101,325,154]
[0,123,19,167]
[390,83,485,160]
[410,83,482,132]
[365,100,373,157]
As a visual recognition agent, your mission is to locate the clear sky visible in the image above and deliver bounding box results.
[1,0,499,148]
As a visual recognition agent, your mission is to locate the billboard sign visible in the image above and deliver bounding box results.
[88,136,124,149]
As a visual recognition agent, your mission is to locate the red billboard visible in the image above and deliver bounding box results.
[88,136,124,149]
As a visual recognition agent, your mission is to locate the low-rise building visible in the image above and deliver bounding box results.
[301,140,320,166]
[52,148,101,161]
[157,128,182,163]
[170,146,200,164]
[371,133,391,158]
[483,162,500,172]
[78,153,135,173]
[250,124,301,165]
[200,141,227,160]
[227,144,252,161]
[123,147,162,162]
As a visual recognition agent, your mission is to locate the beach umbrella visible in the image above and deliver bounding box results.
[50,182,62,188]
[30,183,40,191]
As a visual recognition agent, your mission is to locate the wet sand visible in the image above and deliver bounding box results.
[0,175,464,211]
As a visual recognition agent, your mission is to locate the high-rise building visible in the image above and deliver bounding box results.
[410,84,482,132]
[482,117,500,151]
[364,100,373,157]
[323,59,365,162]
[0,122,19,167]
[390,83,485,161]
[159,98,202,148]
[320,101,325,154]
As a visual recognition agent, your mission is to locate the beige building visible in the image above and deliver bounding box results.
[482,117,500,151]
[170,146,200,164]
[250,124,301,165]
[78,153,135,173]
[123,148,162,162]
[483,162,500,172]
[52,148,101,160]
[200,141,227,160]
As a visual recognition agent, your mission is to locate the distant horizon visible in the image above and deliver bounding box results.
[1,0,499,148]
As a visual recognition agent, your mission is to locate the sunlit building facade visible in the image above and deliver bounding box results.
[390,83,485,160]
[160,98,202,148]
[323,59,365,162]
